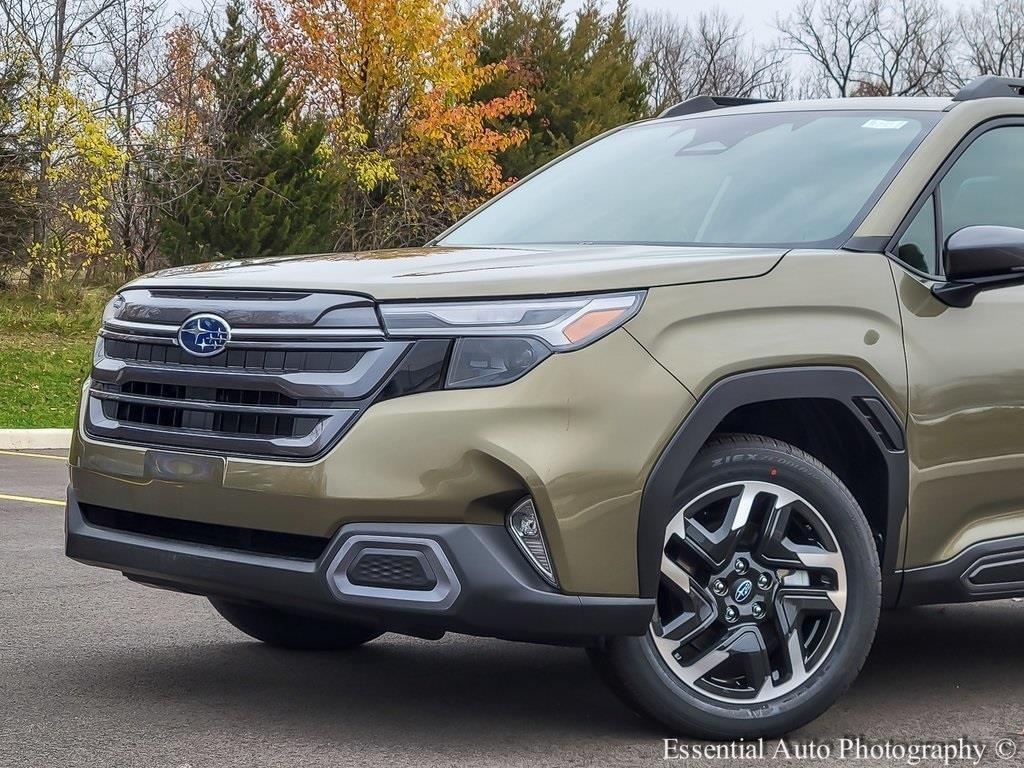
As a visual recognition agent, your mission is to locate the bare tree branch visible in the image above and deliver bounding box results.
[776,0,880,97]
[634,7,790,112]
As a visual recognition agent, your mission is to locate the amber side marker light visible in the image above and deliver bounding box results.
[562,308,627,345]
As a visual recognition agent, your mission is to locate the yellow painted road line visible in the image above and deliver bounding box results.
[0,450,68,461]
[0,492,64,507]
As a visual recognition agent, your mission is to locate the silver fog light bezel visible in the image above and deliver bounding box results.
[506,498,558,588]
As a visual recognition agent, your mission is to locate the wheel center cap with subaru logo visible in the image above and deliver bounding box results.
[732,578,754,604]
[178,313,231,357]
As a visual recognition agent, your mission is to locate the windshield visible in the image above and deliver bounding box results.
[440,110,938,249]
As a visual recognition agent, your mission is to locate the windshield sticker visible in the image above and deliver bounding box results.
[862,119,909,130]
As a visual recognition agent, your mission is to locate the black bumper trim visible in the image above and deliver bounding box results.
[900,534,1024,605]
[65,489,653,643]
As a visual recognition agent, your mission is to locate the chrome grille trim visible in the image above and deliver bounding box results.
[231,327,385,339]
[101,330,382,351]
[102,336,375,374]
[89,387,336,416]
[84,288,406,460]
[86,397,358,456]
[103,318,385,339]
[92,348,403,398]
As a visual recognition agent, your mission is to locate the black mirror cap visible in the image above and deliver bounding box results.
[933,226,1024,307]
[944,225,1024,281]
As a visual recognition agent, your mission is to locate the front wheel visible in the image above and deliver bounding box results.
[590,434,880,739]
[210,598,383,650]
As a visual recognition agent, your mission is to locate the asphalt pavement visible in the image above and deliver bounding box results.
[1,449,1022,767]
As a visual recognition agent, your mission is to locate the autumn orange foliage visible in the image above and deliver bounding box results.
[253,0,533,247]
[158,23,215,149]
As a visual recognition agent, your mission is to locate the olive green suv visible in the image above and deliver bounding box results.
[66,75,1024,738]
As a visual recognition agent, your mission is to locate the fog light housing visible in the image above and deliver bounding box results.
[92,335,105,365]
[446,337,550,389]
[507,498,558,587]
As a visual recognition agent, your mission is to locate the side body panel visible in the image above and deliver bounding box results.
[625,250,909,415]
[869,101,1024,591]
[893,264,1024,567]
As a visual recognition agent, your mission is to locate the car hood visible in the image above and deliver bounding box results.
[128,245,785,300]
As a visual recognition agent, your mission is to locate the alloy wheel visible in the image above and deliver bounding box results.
[651,481,847,704]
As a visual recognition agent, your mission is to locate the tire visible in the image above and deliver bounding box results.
[590,434,880,739]
[209,598,383,650]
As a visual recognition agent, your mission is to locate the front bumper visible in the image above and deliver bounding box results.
[71,329,695,595]
[65,490,654,643]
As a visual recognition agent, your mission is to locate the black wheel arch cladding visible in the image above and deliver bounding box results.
[636,366,908,602]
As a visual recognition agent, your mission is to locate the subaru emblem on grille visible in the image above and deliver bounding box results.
[177,313,231,357]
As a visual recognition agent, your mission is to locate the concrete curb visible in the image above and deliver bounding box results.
[0,429,73,450]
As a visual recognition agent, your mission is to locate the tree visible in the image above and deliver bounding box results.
[81,0,169,276]
[631,9,694,113]
[634,8,790,114]
[0,0,118,284]
[958,0,1024,83]
[860,0,957,95]
[254,0,532,251]
[153,2,342,264]
[776,0,880,97]
[776,0,956,98]
[0,37,33,283]
[21,82,125,282]
[476,0,647,180]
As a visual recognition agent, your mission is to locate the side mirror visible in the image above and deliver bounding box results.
[933,225,1024,307]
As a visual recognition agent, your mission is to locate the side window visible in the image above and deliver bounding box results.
[939,127,1024,242]
[896,196,937,274]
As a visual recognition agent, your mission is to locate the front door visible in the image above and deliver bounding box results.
[891,123,1024,569]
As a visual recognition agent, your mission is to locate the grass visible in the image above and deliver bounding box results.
[0,288,107,428]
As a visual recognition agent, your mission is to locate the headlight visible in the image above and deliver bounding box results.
[445,337,551,388]
[380,291,644,389]
[101,293,125,325]
[380,291,644,348]
[95,294,125,365]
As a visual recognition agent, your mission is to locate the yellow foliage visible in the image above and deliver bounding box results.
[23,82,126,280]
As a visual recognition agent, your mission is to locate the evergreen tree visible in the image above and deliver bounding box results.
[476,0,649,181]
[155,2,341,265]
[0,50,33,282]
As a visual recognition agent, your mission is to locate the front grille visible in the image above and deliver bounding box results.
[113,381,300,408]
[104,338,365,373]
[84,288,412,459]
[99,398,317,438]
[80,503,330,560]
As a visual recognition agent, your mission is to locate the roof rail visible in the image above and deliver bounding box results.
[953,75,1024,102]
[658,95,776,119]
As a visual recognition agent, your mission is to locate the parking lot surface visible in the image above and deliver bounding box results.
[1,449,1022,767]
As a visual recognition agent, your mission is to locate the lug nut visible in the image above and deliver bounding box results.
[724,606,739,623]
[757,573,772,589]
[734,558,748,575]
[751,603,765,619]
[712,579,728,595]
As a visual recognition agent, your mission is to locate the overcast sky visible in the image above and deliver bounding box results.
[169,0,800,40]
[571,0,797,37]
